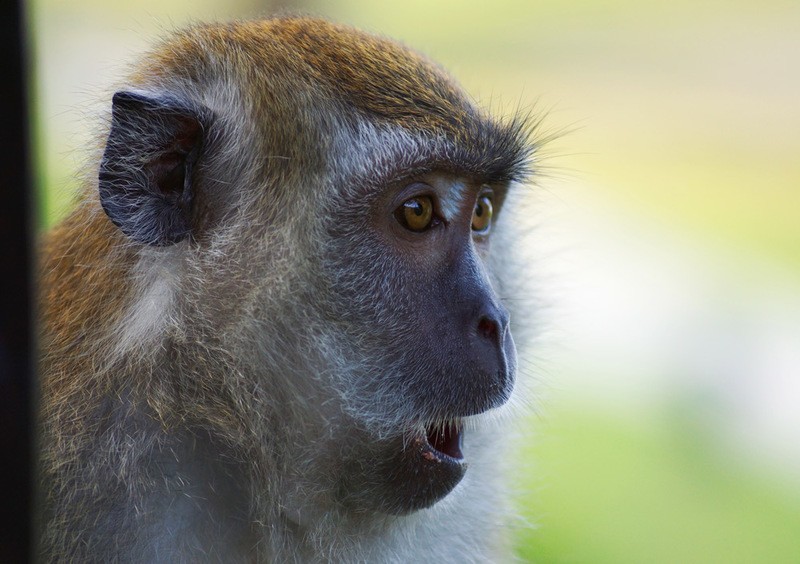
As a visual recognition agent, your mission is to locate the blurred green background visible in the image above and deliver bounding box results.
[29,0,800,561]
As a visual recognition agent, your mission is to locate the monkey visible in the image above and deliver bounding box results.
[37,17,537,563]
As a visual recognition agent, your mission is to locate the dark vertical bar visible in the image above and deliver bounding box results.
[0,0,33,560]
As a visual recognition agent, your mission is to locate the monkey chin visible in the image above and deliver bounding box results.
[402,420,468,512]
[339,379,516,515]
[345,419,467,516]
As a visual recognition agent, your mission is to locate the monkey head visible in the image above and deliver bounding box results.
[94,18,533,522]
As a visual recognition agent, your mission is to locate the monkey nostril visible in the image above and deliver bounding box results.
[476,317,499,342]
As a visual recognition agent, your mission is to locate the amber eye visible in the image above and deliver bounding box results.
[472,195,493,233]
[396,196,434,232]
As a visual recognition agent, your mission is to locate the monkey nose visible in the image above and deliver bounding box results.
[477,315,501,343]
[471,305,513,385]
[475,305,509,349]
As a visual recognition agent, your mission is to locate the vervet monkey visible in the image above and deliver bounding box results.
[38,17,537,562]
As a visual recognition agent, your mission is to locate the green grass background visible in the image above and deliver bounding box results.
[514,407,800,562]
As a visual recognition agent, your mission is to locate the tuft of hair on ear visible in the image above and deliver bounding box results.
[98,90,211,246]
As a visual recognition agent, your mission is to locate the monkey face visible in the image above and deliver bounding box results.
[87,18,534,529]
[320,172,517,514]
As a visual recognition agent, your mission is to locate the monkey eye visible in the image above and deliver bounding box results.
[395,195,435,232]
[471,194,493,233]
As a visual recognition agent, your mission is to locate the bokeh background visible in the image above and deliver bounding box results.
[28,0,800,561]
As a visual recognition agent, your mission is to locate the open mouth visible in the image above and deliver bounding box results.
[422,419,464,462]
[345,419,469,515]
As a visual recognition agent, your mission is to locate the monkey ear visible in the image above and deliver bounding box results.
[99,90,207,246]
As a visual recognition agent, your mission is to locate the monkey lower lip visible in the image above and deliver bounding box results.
[424,421,464,460]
